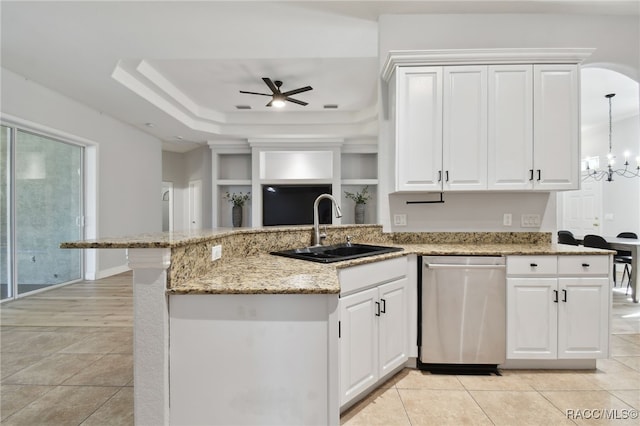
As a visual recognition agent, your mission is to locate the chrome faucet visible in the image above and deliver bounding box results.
[312,194,342,246]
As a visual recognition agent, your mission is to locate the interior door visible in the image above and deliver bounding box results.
[561,177,603,235]
[188,180,202,231]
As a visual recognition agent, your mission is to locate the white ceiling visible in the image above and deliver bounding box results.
[1,1,639,153]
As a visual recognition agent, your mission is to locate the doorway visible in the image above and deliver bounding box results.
[188,180,202,231]
[162,181,174,232]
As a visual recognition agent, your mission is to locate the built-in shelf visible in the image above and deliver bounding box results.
[341,179,378,186]
[211,142,378,227]
[217,179,252,186]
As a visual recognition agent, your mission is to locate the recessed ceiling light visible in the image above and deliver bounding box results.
[323,104,339,109]
[235,105,252,110]
[145,122,154,127]
[175,136,184,140]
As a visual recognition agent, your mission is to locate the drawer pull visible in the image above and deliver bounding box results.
[582,263,590,267]
[530,263,538,267]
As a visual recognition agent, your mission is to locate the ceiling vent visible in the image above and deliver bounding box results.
[323,104,339,109]
[235,105,252,110]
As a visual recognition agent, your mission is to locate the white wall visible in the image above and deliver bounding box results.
[378,13,640,232]
[2,68,162,277]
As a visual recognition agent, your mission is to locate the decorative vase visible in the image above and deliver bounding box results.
[355,203,365,224]
[232,205,242,227]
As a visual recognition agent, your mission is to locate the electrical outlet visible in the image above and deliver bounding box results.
[503,213,512,227]
[211,245,222,261]
[521,214,541,228]
[393,214,407,227]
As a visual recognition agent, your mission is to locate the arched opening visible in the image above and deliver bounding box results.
[558,66,640,237]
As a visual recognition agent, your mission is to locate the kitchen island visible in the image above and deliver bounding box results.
[62,226,613,425]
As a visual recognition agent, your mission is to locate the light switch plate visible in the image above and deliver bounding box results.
[211,245,222,261]
[521,214,541,228]
[503,213,512,226]
[393,214,407,227]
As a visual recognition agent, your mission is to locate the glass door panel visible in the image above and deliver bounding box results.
[1,126,11,300]
[15,130,82,295]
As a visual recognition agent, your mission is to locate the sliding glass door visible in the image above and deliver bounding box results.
[1,125,83,300]
[1,126,10,300]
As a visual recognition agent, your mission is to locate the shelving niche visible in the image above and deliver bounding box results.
[211,142,378,227]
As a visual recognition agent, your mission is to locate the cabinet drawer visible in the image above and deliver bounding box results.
[339,257,407,296]
[507,256,557,276]
[558,255,609,276]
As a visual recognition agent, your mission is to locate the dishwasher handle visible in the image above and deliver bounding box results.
[425,263,506,270]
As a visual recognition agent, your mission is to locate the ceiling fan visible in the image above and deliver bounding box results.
[239,77,313,107]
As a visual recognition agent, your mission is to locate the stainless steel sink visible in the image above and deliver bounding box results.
[271,243,403,263]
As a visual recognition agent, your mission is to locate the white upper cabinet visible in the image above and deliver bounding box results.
[443,66,488,190]
[487,65,534,190]
[533,64,580,190]
[384,49,588,193]
[393,66,443,192]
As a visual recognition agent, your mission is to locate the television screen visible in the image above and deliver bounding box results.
[262,185,333,226]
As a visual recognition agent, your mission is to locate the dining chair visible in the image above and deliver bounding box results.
[558,230,579,246]
[616,232,636,292]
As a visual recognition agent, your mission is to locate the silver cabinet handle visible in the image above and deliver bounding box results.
[425,264,506,270]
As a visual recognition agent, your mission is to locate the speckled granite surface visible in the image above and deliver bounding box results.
[168,254,341,295]
[62,226,612,295]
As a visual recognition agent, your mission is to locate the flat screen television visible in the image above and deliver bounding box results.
[262,184,333,226]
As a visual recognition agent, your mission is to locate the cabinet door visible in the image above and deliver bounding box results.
[339,288,379,406]
[507,277,558,359]
[557,278,609,359]
[533,65,579,190]
[487,65,533,190]
[395,66,443,191]
[443,66,488,190]
[378,278,408,378]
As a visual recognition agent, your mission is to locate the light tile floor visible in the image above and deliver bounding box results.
[342,287,640,426]
[1,273,638,425]
[1,274,134,425]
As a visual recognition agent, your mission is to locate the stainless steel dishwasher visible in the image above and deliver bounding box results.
[419,256,506,375]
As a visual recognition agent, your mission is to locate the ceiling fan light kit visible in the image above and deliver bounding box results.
[239,77,312,108]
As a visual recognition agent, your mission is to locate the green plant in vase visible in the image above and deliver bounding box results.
[344,186,370,224]
[224,191,250,227]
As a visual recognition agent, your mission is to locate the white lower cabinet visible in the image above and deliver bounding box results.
[507,255,610,360]
[338,258,409,408]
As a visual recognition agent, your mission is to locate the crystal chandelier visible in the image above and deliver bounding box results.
[583,93,640,181]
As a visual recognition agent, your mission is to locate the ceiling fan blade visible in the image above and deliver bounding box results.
[239,90,272,96]
[262,77,278,94]
[282,86,313,97]
[285,97,308,106]
[266,99,273,107]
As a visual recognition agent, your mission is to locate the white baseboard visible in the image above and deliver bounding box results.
[500,358,597,369]
[85,264,131,281]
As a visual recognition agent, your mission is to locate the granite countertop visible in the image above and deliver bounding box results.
[60,226,357,249]
[169,242,612,295]
[61,226,612,295]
